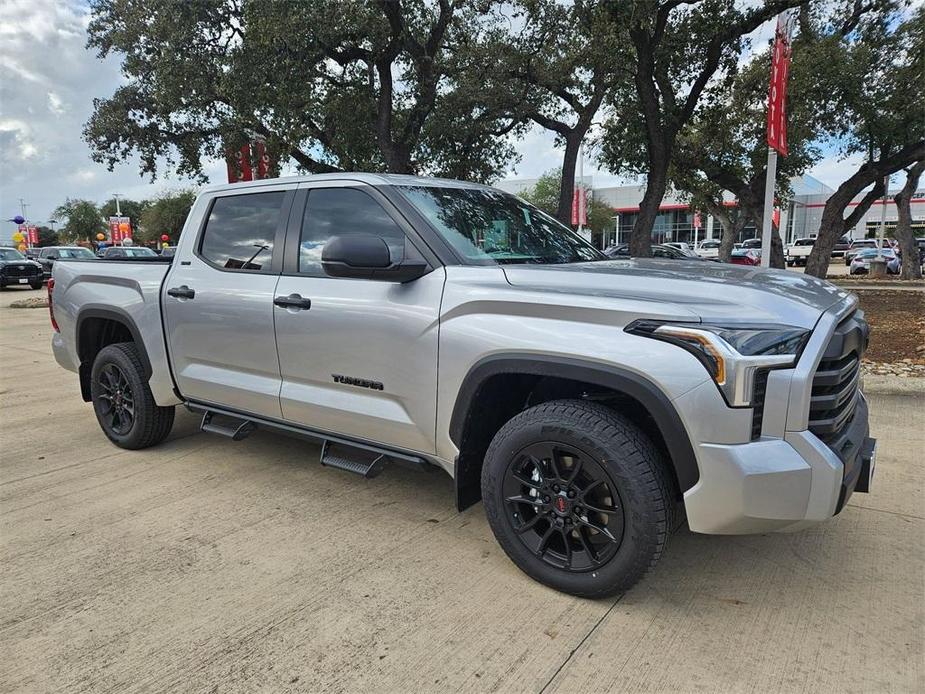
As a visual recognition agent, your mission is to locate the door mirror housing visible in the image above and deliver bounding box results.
[322,234,429,283]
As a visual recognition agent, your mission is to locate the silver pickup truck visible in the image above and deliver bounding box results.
[49,174,876,597]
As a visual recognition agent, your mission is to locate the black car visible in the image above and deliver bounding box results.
[36,246,97,280]
[604,243,708,260]
[0,247,45,289]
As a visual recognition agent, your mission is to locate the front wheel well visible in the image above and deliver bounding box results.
[76,313,150,401]
[451,365,697,512]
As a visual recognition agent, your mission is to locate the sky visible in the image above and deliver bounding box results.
[1,0,866,235]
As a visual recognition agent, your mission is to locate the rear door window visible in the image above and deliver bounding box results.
[199,191,286,271]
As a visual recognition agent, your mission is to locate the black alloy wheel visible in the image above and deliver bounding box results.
[481,399,676,598]
[502,442,624,572]
[94,363,136,435]
[90,342,175,449]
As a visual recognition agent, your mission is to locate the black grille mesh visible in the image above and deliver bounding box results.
[809,309,868,446]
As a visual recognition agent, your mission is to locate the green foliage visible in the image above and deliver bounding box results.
[52,199,105,243]
[36,226,59,247]
[84,0,526,183]
[138,190,197,244]
[520,169,615,233]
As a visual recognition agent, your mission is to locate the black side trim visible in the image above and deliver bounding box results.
[450,355,700,492]
[76,306,153,379]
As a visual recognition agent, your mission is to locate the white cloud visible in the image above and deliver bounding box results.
[47,91,65,116]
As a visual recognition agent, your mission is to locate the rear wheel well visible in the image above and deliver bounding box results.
[453,373,685,511]
[77,315,147,401]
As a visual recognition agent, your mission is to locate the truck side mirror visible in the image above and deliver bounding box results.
[322,234,429,283]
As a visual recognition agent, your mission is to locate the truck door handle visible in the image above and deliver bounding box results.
[273,293,312,310]
[167,285,195,299]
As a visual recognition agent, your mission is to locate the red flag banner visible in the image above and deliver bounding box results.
[571,187,587,226]
[27,225,39,244]
[226,144,254,183]
[767,11,797,155]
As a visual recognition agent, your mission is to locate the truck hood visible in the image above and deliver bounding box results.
[501,258,850,329]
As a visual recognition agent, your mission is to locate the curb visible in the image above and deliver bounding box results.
[862,374,925,396]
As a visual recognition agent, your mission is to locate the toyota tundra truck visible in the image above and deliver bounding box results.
[49,174,876,597]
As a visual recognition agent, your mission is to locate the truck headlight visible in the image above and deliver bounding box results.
[626,321,810,407]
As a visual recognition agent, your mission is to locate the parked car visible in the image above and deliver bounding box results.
[159,246,178,258]
[786,238,815,267]
[604,243,706,260]
[102,246,159,259]
[740,238,763,249]
[0,246,44,289]
[23,248,42,260]
[36,246,96,280]
[850,248,900,275]
[844,239,880,265]
[730,248,761,265]
[832,235,852,258]
[663,242,698,257]
[696,239,721,259]
[49,173,876,598]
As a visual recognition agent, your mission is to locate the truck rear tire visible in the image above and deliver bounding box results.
[481,399,675,598]
[90,342,175,449]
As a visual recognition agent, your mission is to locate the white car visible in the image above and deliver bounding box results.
[786,238,816,267]
[696,239,721,259]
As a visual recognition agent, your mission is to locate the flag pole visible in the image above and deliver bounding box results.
[760,148,777,268]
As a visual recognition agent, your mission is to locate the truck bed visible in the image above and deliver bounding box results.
[50,258,180,406]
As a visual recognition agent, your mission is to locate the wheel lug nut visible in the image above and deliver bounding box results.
[543,496,550,502]
[567,490,575,498]
[553,485,560,492]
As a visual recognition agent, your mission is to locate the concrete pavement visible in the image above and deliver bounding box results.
[1,287,923,693]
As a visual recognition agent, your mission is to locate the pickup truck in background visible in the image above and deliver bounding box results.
[49,174,877,597]
[786,237,816,266]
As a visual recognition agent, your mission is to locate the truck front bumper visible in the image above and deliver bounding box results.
[683,394,875,535]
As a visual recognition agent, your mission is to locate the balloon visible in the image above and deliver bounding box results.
[11,232,24,243]
[17,243,27,251]
[161,234,169,241]
[12,215,25,225]
[122,237,134,246]
[118,222,130,233]
[162,241,170,249]
[96,233,106,241]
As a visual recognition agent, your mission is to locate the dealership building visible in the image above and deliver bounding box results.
[498,174,925,249]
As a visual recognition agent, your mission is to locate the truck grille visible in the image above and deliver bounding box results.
[808,309,868,446]
[1,264,39,278]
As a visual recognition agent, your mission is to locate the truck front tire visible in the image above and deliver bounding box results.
[481,399,675,598]
[90,342,175,449]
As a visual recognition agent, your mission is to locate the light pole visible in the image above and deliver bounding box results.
[111,193,123,216]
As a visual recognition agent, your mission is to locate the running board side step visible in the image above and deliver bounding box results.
[186,402,432,476]
[320,441,388,478]
[200,411,255,441]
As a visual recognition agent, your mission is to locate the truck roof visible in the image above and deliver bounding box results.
[199,172,498,195]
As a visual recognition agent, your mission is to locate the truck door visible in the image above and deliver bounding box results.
[163,186,294,419]
[273,182,444,454]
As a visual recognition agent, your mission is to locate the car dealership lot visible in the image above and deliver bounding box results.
[1,287,922,694]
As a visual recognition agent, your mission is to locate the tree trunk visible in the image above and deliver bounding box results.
[894,159,925,280]
[805,178,884,278]
[557,134,582,225]
[630,152,668,257]
[804,141,925,278]
[752,209,786,269]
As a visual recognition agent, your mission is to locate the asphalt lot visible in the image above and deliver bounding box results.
[1,286,923,694]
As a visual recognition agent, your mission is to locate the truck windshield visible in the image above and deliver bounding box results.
[398,186,606,265]
[0,248,25,260]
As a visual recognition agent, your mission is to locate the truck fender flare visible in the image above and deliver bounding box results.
[76,306,153,380]
[449,354,699,493]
